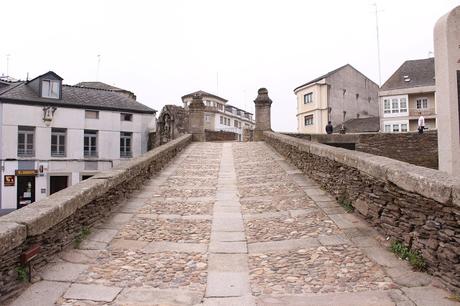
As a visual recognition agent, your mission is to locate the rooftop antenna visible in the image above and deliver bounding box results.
[96,54,101,81]
[6,54,10,77]
[373,3,382,86]
[216,72,219,95]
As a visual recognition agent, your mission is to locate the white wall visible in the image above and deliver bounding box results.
[0,103,155,210]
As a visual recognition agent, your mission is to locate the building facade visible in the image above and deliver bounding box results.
[294,64,379,134]
[182,90,255,141]
[379,58,436,133]
[0,71,156,213]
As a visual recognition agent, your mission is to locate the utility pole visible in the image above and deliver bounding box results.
[373,3,382,86]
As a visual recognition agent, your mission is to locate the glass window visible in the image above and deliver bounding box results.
[120,132,132,158]
[85,110,99,119]
[18,126,35,156]
[120,113,133,121]
[303,93,313,104]
[392,124,399,132]
[220,116,223,124]
[391,99,399,113]
[416,98,428,109]
[51,128,66,157]
[42,80,60,98]
[400,98,407,112]
[84,130,98,157]
[401,124,408,132]
[384,124,391,132]
[304,115,314,126]
[383,99,391,113]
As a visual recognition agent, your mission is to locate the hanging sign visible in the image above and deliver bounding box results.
[4,175,15,186]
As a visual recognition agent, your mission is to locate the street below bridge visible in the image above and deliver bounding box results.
[10,142,457,306]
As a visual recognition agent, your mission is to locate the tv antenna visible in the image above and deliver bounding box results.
[96,54,101,81]
[373,3,383,86]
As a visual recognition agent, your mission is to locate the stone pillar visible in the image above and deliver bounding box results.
[254,88,273,141]
[188,93,206,142]
[434,6,460,175]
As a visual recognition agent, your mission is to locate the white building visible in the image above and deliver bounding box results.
[379,58,436,133]
[0,71,156,214]
[181,90,255,141]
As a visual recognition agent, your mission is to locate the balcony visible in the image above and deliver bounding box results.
[409,107,436,117]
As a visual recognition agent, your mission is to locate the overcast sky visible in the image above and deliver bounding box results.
[1,0,458,131]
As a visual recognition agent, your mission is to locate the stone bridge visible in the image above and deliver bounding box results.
[0,89,459,305]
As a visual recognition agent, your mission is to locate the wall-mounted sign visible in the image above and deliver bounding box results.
[4,175,15,186]
[15,170,38,176]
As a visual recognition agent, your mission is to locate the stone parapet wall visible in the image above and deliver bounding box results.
[0,134,192,303]
[264,131,460,293]
[205,130,237,141]
[283,131,438,169]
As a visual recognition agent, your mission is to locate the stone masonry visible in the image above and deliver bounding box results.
[254,88,272,141]
[6,141,458,306]
[264,131,460,294]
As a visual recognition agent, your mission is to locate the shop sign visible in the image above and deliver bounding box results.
[4,175,15,186]
[15,170,38,176]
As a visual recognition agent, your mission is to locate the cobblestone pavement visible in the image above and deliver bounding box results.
[10,142,457,306]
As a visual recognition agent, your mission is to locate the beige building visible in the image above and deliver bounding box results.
[294,64,379,134]
[379,58,436,133]
[182,90,255,141]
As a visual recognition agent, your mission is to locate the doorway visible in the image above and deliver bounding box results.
[17,176,35,209]
[50,176,69,195]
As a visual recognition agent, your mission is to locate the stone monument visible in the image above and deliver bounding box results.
[254,88,273,141]
[434,6,460,175]
[188,93,206,142]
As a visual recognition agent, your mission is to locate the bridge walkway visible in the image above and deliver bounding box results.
[9,142,456,306]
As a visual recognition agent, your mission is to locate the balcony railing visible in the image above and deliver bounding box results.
[17,149,35,157]
[409,107,436,117]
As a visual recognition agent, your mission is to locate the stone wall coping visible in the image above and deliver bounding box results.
[0,134,192,255]
[264,131,458,206]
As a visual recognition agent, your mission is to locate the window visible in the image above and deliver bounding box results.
[416,98,428,109]
[234,120,239,128]
[401,124,408,132]
[217,104,223,110]
[120,132,132,158]
[51,128,66,157]
[303,93,313,104]
[220,116,223,124]
[384,125,391,132]
[206,100,211,106]
[392,124,399,132]
[18,126,35,156]
[205,115,210,122]
[400,98,407,112]
[383,99,391,114]
[84,130,98,157]
[85,110,99,119]
[391,99,399,113]
[121,113,133,121]
[304,115,313,126]
[384,122,408,133]
[42,80,60,98]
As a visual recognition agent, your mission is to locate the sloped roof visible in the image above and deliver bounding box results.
[0,82,155,114]
[381,58,435,91]
[294,64,349,92]
[333,117,380,133]
[75,81,125,91]
[181,90,228,102]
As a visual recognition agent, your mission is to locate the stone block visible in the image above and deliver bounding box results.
[402,286,458,306]
[386,162,454,204]
[86,228,118,243]
[248,238,320,253]
[0,221,26,255]
[208,254,248,272]
[206,271,250,297]
[110,239,149,250]
[211,231,246,242]
[353,198,369,216]
[144,241,207,253]
[64,283,122,302]
[115,288,203,306]
[9,281,70,306]
[209,241,247,254]
[41,262,88,282]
